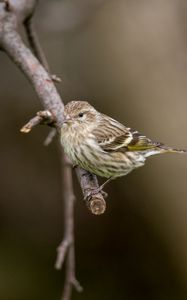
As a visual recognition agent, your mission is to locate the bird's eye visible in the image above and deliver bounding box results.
[78,112,84,118]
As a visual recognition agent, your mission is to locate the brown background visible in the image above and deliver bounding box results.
[0,0,187,299]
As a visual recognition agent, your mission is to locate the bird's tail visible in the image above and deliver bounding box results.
[143,143,186,158]
[157,143,186,154]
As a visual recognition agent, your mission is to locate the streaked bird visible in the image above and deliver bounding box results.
[61,101,185,191]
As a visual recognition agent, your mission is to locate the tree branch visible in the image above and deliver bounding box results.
[0,0,106,213]
[24,14,50,72]
[58,151,83,299]
[0,1,106,299]
[24,15,61,83]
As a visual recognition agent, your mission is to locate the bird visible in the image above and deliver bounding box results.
[61,100,185,192]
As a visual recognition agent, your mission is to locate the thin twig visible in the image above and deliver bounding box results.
[59,151,83,300]
[55,239,69,270]
[20,110,57,144]
[44,128,57,146]
[62,245,83,300]
[24,16,61,82]
[24,16,50,71]
[20,110,54,133]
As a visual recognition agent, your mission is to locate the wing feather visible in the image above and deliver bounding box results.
[93,114,160,152]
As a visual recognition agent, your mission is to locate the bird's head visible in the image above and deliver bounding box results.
[62,101,98,130]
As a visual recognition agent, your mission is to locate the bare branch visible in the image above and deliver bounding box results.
[58,152,83,299]
[0,4,106,212]
[55,239,69,270]
[24,15,61,83]
[24,16,50,71]
[44,128,57,146]
[0,2,106,300]
[20,110,54,133]
[75,167,107,215]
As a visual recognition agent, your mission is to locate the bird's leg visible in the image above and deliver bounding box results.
[84,177,112,200]
[99,177,112,191]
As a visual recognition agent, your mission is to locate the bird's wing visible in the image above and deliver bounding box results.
[93,114,160,152]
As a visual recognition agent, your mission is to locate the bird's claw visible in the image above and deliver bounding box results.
[84,187,108,200]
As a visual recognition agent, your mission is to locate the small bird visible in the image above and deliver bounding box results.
[61,101,185,191]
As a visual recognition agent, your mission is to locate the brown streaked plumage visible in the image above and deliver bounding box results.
[61,100,186,189]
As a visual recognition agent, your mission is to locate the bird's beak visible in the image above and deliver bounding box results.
[62,115,72,124]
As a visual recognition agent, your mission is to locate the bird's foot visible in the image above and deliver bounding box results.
[84,187,108,200]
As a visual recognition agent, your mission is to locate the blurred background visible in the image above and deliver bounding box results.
[0,0,187,299]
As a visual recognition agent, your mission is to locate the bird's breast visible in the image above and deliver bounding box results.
[61,126,93,164]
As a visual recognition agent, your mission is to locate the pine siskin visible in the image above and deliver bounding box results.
[61,101,186,190]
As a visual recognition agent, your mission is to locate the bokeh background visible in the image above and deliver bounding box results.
[0,0,187,299]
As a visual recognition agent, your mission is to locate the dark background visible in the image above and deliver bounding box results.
[0,0,187,299]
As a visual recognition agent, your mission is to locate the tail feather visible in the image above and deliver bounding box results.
[143,143,186,158]
[157,143,186,154]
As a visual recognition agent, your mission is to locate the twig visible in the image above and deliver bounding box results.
[24,16,50,71]
[62,246,83,300]
[24,16,61,82]
[58,153,83,299]
[20,110,54,133]
[44,128,57,146]
[55,239,69,270]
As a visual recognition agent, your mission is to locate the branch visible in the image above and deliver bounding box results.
[0,0,106,213]
[24,15,61,83]
[20,110,54,133]
[75,168,107,215]
[0,1,107,299]
[24,15,50,72]
[57,153,83,299]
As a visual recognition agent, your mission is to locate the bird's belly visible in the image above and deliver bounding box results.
[88,152,145,178]
[73,147,145,179]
